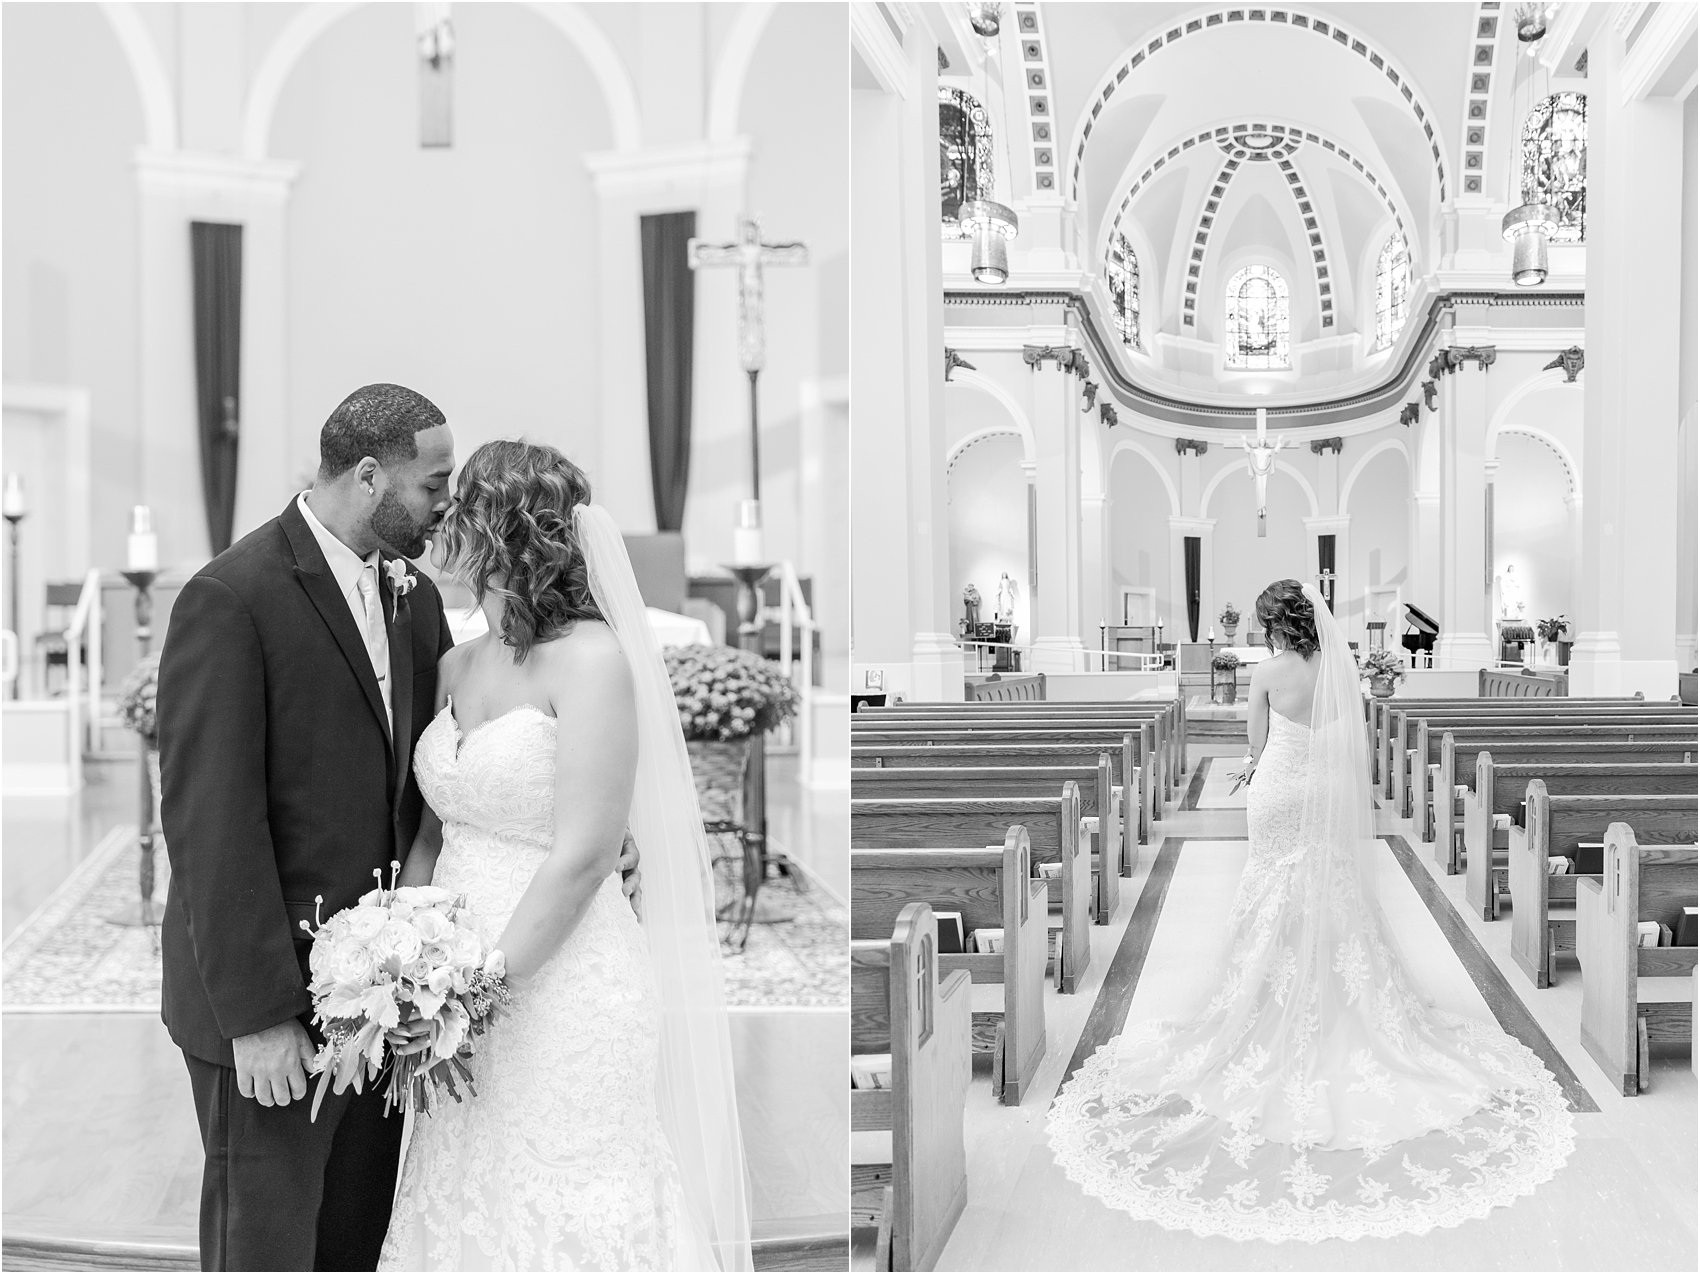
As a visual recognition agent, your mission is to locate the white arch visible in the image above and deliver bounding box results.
[1491,424,1581,497]
[1199,457,1319,519]
[1108,438,1181,517]
[100,2,177,151]
[945,426,1026,477]
[707,1,776,143]
[240,1,642,162]
[1340,436,1412,510]
[944,370,1036,463]
[1486,366,1582,493]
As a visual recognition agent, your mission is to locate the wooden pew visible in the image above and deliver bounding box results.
[852,724,1159,833]
[852,787,1091,993]
[859,698,1186,800]
[851,741,1145,873]
[1439,737,1697,875]
[851,903,971,1271]
[1577,823,1698,1095]
[851,827,1048,1103]
[1373,695,1647,800]
[1478,667,1570,698]
[852,757,1123,921]
[1504,782,1696,985]
[1406,715,1695,839]
[1378,696,1659,805]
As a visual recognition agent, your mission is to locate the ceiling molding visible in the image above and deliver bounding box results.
[1066,7,1451,209]
[851,3,909,98]
[1455,3,1502,200]
[1011,4,1060,194]
[1621,0,1700,102]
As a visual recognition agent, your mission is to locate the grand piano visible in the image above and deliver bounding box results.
[1401,603,1439,667]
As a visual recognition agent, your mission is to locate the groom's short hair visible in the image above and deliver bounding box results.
[318,384,446,479]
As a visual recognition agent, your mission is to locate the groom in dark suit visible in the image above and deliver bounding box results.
[158,384,458,1271]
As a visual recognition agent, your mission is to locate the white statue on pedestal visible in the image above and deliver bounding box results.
[1497,564,1525,621]
[995,572,1018,624]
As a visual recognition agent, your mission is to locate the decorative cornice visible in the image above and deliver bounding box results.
[1174,438,1209,456]
[134,147,300,200]
[1100,402,1119,428]
[1082,381,1098,409]
[1421,379,1438,410]
[1021,344,1074,371]
[1308,437,1345,455]
[1456,5,1500,199]
[941,289,1576,431]
[1399,402,1420,427]
[1542,345,1584,382]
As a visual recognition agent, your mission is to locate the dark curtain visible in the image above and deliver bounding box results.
[190,222,243,555]
[1184,536,1201,641]
[1318,534,1337,612]
[640,211,696,533]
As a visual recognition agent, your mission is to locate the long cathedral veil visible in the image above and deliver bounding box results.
[574,503,754,1272]
[1297,580,1380,908]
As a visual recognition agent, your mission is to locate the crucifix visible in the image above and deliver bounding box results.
[688,215,808,562]
[1239,407,1292,538]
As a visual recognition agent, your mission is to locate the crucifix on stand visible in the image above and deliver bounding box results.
[687,215,809,575]
[687,214,809,938]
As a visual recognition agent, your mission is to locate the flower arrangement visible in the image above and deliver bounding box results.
[1536,614,1568,643]
[664,644,801,742]
[1361,648,1406,682]
[118,653,162,745]
[1211,650,1241,672]
[1218,601,1241,627]
[300,866,511,1120]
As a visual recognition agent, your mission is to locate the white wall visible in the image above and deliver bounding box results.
[1345,445,1409,641]
[272,4,610,497]
[1493,430,1573,629]
[947,433,1029,638]
[1205,465,1310,636]
[1108,447,1171,622]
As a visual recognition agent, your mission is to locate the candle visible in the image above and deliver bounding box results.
[127,505,159,572]
[1209,625,1216,642]
[732,498,763,566]
[2,474,24,519]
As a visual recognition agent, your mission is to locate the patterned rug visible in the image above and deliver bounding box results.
[4,828,845,1013]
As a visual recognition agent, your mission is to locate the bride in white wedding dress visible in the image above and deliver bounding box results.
[379,441,751,1271]
[1047,579,1575,1242]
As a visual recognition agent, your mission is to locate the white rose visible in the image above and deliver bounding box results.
[344,906,387,943]
[448,928,484,970]
[381,919,423,966]
[411,909,453,944]
[328,942,379,987]
[427,965,456,996]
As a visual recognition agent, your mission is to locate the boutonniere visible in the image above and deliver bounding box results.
[385,559,417,597]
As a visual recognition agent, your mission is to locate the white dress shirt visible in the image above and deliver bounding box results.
[298,492,392,739]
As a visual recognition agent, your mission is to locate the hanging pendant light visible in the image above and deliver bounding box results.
[961,198,1019,284]
[1502,202,1559,285]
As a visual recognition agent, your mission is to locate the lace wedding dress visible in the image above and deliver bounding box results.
[1047,591,1575,1243]
[379,702,709,1271]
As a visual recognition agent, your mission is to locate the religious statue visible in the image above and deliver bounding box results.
[1497,564,1526,620]
[1239,407,1292,538]
[995,572,1018,623]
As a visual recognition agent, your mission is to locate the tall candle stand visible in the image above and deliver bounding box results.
[4,476,25,699]
[109,566,162,928]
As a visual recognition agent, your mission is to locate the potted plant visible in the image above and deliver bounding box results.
[1536,614,1569,667]
[665,644,801,821]
[1361,647,1406,698]
[1211,649,1241,705]
[1218,601,1241,644]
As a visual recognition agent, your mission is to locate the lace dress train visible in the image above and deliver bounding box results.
[1046,709,1575,1242]
[379,705,708,1271]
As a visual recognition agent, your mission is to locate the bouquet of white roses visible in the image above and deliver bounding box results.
[299,864,511,1120]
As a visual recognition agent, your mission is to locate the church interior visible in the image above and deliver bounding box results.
[2,3,848,1268]
[851,2,1696,1269]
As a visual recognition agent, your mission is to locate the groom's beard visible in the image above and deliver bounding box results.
[371,489,431,560]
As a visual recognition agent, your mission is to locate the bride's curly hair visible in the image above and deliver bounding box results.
[1256,579,1320,658]
[434,439,603,663]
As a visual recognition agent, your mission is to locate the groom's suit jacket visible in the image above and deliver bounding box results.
[158,496,454,1067]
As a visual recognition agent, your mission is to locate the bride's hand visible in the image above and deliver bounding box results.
[618,829,642,918]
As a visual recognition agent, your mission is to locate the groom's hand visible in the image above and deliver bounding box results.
[232,1019,316,1108]
[618,829,642,918]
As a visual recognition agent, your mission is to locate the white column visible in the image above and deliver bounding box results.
[582,140,751,545]
[1433,349,1495,668]
[134,150,299,568]
[1080,492,1109,667]
[1169,515,1214,643]
[1412,492,1441,622]
[1572,23,1684,697]
[1028,350,1084,672]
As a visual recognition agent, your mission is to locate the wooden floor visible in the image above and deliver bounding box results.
[850,741,1697,1271]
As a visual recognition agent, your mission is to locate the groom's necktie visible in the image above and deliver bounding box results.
[357,564,393,741]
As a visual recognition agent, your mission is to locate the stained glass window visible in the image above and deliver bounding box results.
[1107,233,1140,349]
[1225,265,1289,369]
[1374,235,1410,351]
[939,87,993,238]
[1521,93,1586,243]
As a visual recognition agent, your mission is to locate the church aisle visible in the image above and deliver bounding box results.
[916,750,1695,1272]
